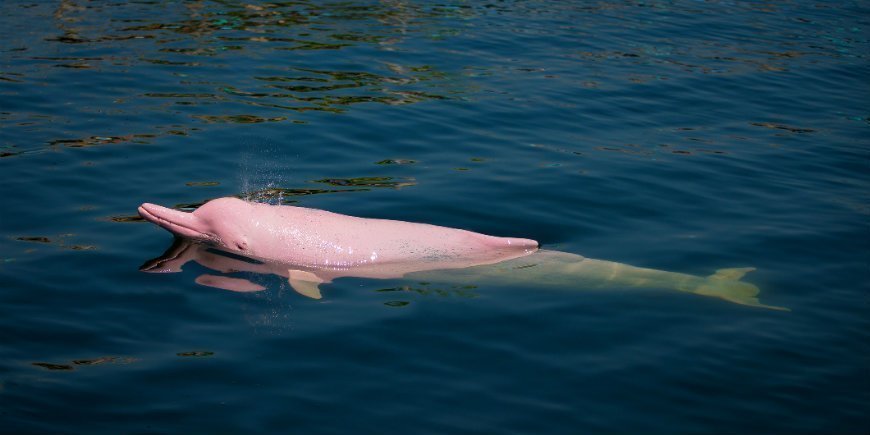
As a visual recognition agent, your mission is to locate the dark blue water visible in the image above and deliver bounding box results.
[1,1,868,433]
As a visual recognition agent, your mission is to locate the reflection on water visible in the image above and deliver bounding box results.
[14,234,96,251]
[377,283,480,306]
[32,356,137,371]
[1,0,468,158]
[176,351,214,358]
[2,0,862,160]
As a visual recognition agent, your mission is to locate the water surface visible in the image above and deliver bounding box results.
[1,1,868,433]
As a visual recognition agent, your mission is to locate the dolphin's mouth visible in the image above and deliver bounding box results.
[138,203,214,241]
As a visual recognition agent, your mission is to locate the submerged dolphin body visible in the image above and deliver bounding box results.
[139,197,785,310]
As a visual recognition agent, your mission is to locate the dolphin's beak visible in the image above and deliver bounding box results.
[138,203,210,240]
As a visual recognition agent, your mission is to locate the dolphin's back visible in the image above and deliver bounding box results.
[246,202,539,269]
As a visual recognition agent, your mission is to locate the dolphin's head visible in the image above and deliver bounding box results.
[138,197,252,254]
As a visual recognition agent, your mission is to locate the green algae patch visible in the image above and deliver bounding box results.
[16,236,51,243]
[33,362,74,371]
[194,114,287,124]
[177,351,215,358]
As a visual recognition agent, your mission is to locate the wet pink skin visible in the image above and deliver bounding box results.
[138,198,784,310]
[138,197,539,282]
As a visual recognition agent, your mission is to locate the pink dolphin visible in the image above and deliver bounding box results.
[139,197,786,310]
[138,197,538,298]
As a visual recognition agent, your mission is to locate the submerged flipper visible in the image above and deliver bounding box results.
[694,267,789,311]
[288,269,323,300]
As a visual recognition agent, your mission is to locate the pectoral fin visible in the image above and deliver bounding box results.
[288,269,324,300]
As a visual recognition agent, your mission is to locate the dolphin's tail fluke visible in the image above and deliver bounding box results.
[692,267,789,311]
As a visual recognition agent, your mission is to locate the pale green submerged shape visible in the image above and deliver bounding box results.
[143,239,786,311]
[408,250,789,311]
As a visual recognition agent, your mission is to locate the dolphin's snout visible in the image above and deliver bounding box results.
[138,202,209,240]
